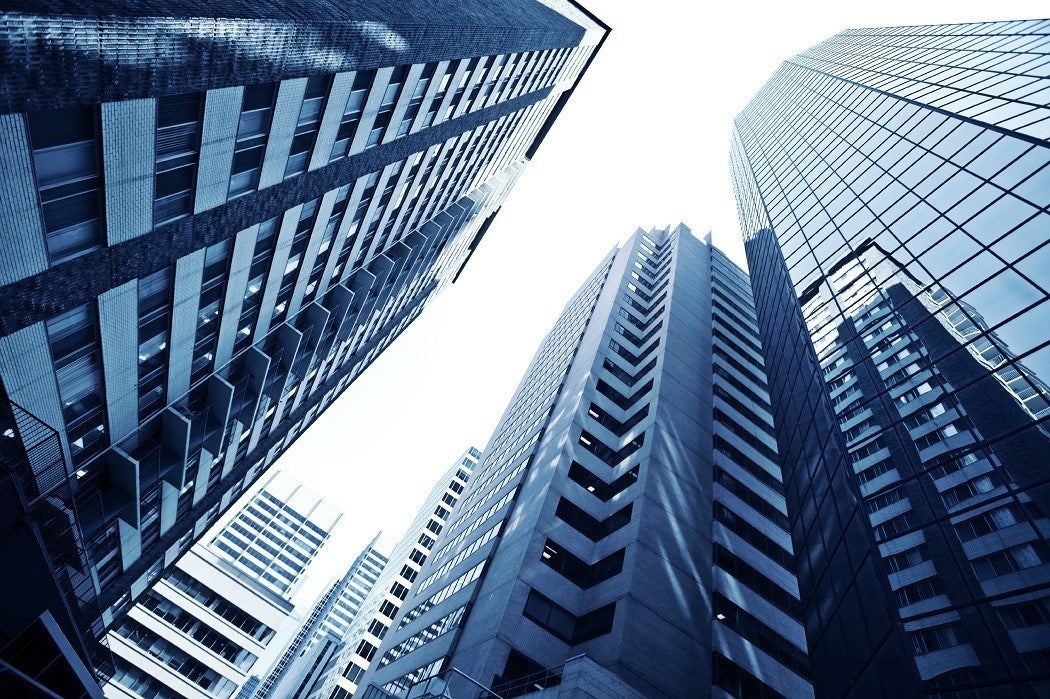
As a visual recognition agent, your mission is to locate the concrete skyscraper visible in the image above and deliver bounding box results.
[731,20,1050,697]
[359,226,811,698]
[0,0,608,687]
[318,448,477,699]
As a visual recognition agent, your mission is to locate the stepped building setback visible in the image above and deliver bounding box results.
[360,226,812,698]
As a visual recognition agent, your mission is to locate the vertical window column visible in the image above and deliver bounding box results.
[137,267,173,421]
[26,106,104,263]
[284,76,331,179]
[228,83,277,199]
[365,66,410,150]
[190,240,233,385]
[329,70,375,163]
[154,93,203,225]
[46,304,108,466]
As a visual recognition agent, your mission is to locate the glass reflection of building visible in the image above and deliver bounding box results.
[0,0,607,687]
[731,20,1050,697]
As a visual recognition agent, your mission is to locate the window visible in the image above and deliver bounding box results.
[540,539,624,589]
[378,600,398,619]
[910,624,959,655]
[342,663,365,684]
[355,640,377,662]
[229,83,277,197]
[47,304,108,465]
[399,564,418,584]
[971,542,1049,581]
[26,106,103,263]
[390,582,410,600]
[941,472,1003,508]
[885,545,927,573]
[522,589,615,644]
[365,66,409,149]
[330,70,375,161]
[896,577,944,607]
[366,619,389,640]
[154,93,203,224]
[285,76,330,178]
[997,598,1050,630]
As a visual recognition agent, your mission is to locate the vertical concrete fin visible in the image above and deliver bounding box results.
[194,85,244,213]
[166,248,206,401]
[258,78,308,189]
[98,279,139,443]
[102,98,156,244]
[0,113,49,285]
[309,71,355,172]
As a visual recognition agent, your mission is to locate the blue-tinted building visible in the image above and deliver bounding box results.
[732,19,1050,697]
[0,0,607,685]
[359,226,812,698]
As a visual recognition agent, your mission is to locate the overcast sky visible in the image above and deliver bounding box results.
[235,1,1048,607]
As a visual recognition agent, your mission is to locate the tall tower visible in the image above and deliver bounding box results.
[361,226,811,698]
[0,0,608,683]
[731,20,1050,697]
[318,449,478,699]
[257,534,388,699]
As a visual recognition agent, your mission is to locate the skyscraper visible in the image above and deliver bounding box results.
[360,226,811,698]
[103,471,342,699]
[211,471,342,600]
[259,534,388,699]
[731,20,1050,697]
[0,0,608,683]
[319,448,477,699]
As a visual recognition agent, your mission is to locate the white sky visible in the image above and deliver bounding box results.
[238,1,1048,608]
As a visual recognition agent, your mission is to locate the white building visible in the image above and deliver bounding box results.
[103,546,300,699]
[104,472,342,698]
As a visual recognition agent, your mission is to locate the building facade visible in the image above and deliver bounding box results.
[212,471,343,600]
[320,449,478,699]
[102,536,299,699]
[0,0,608,682]
[360,226,811,698]
[103,471,339,698]
[731,20,1050,697]
[260,534,388,698]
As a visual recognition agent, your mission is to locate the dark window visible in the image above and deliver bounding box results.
[522,589,615,644]
[26,106,103,263]
[229,83,277,198]
[540,539,624,589]
[555,498,632,542]
[712,653,785,698]
[154,93,203,224]
[47,304,107,465]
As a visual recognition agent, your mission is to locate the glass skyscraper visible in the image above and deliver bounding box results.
[359,226,811,698]
[0,0,607,686]
[732,20,1050,697]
